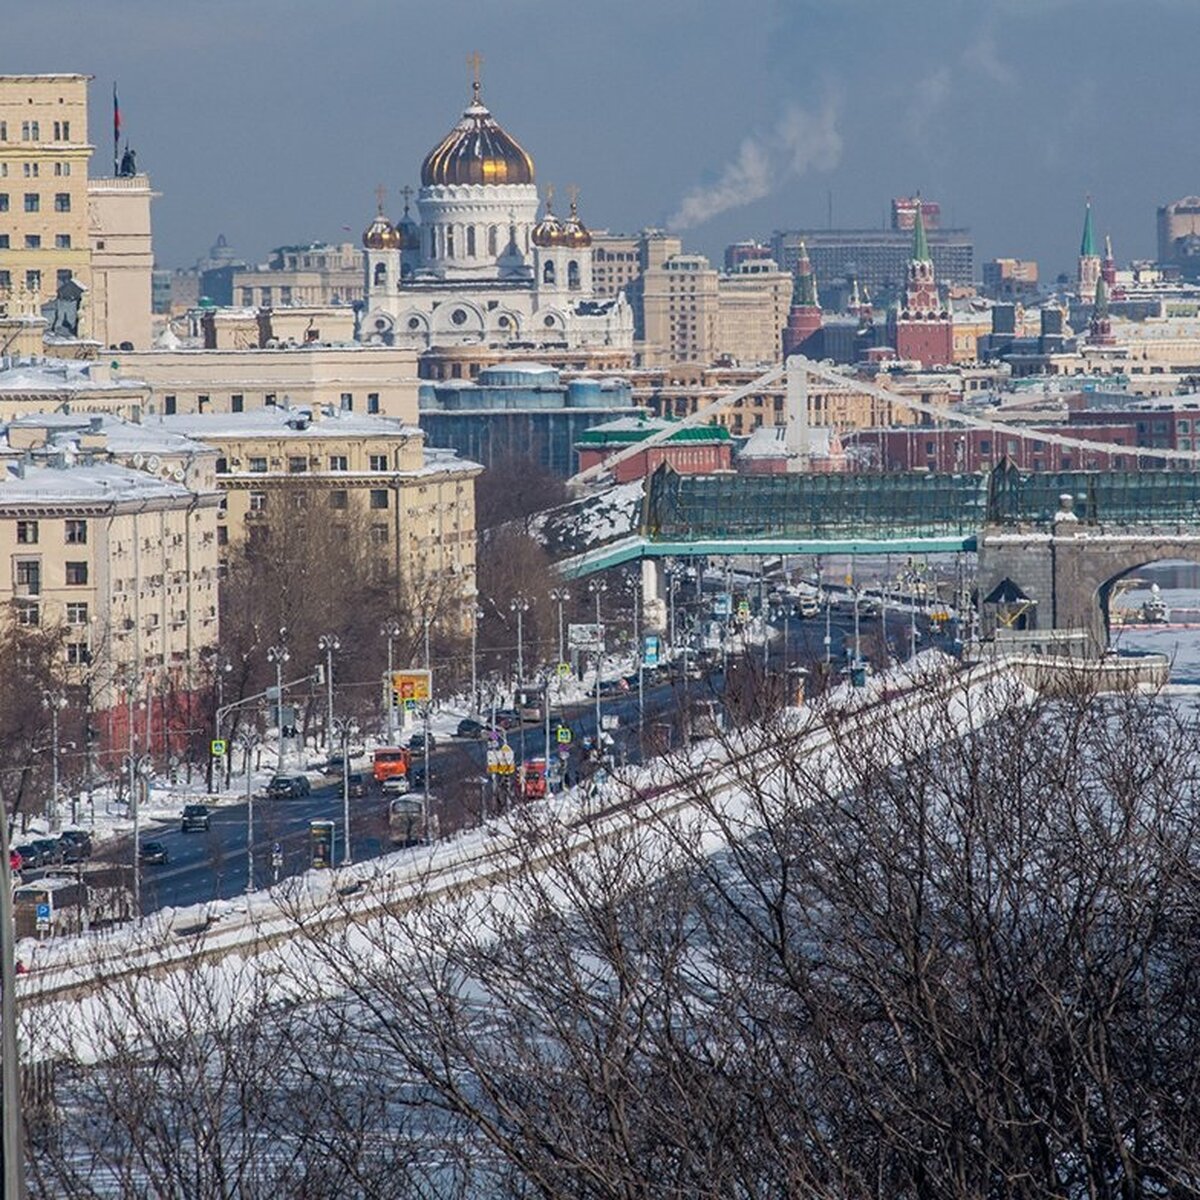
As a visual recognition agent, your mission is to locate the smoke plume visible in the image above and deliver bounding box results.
[669,100,841,230]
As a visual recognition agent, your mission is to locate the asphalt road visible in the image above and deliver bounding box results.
[103,606,947,916]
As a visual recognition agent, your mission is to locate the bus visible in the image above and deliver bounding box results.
[13,877,87,939]
[373,746,411,784]
[309,819,335,869]
[388,796,437,847]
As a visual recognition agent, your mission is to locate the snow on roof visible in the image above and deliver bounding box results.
[0,360,141,392]
[0,461,194,506]
[421,445,483,474]
[737,424,836,458]
[2,412,213,457]
[150,408,421,440]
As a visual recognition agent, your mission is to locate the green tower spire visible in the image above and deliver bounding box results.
[1080,200,1097,258]
[1093,273,1108,317]
[792,241,819,307]
[911,201,931,263]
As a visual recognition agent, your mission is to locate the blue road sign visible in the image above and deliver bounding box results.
[35,903,50,921]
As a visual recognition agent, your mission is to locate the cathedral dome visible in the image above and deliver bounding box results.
[421,83,535,188]
[561,195,592,249]
[363,210,401,251]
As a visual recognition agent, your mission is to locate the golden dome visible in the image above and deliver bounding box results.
[421,82,535,188]
[561,193,592,249]
[531,186,565,248]
[363,210,401,251]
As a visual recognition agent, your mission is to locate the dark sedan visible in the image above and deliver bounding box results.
[139,841,170,866]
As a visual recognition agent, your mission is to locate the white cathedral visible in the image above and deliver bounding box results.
[356,76,634,355]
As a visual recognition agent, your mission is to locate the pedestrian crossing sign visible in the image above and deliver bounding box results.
[210,739,227,757]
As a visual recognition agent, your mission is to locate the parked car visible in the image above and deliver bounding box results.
[381,774,411,797]
[407,730,437,751]
[139,840,169,866]
[598,677,630,697]
[180,804,211,833]
[324,754,345,776]
[58,829,93,862]
[346,772,368,798]
[456,717,487,739]
[265,774,311,800]
[14,844,43,870]
[30,838,63,866]
[493,709,522,730]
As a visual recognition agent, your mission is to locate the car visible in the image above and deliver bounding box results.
[58,829,93,862]
[29,838,63,866]
[14,844,43,870]
[493,709,521,730]
[346,772,368,798]
[180,804,211,833]
[598,677,630,696]
[139,840,169,866]
[265,774,311,800]
[381,774,411,797]
[407,730,437,751]
[324,754,345,776]
[456,717,487,739]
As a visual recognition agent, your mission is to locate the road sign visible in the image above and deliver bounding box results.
[713,593,732,618]
[487,745,516,775]
[601,714,620,731]
[556,726,573,745]
[35,903,50,922]
[568,623,603,652]
[643,635,660,667]
[737,600,751,620]
[210,738,227,758]
[391,669,431,704]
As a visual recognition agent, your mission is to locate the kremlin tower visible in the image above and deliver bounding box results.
[1086,274,1115,347]
[1078,199,1101,297]
[782,241,823,358]
[889,201,953,366]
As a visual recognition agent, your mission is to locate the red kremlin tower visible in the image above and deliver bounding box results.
[889,200,953,366]
[782,241,823,358]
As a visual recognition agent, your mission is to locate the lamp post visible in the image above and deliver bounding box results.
[509,595,530,765]
[42,691,67,833]
[588,578,607,761]
[471,605,484,714]
[237,729,260,895]
[548,587,570,666]
[130,752,152,918]
[266,640,290,771]
[422,614,433,811]
[317,633,340,750]
[380,618,401,742]
[0,798,26,1200]
[331,717,358,866]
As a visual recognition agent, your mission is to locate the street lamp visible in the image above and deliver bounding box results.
[266,639,290,771]
[380,618,402,743]
[129,752,152,918]
[510,595,531,765]
[422,614,434,810]
[331,716,359,866]
[588,578,608,761]
[548,587,570,666]
[237,729,260,895]
[317,633,340,749]
[41,691,67,833]
[471,605,484,714]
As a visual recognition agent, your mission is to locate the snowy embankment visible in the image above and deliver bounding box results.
[18,653,1035,1062]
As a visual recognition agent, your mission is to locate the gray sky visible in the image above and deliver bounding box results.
[7,0,1196,280]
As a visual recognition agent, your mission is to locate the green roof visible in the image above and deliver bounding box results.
[911,204,931,262]
[577,419,731,447]
[1080,201,1097,257]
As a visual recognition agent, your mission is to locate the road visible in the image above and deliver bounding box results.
[102,606,948,916]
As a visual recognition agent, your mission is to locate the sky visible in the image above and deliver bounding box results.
[7,0,1199,280]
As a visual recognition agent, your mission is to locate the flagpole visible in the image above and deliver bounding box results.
[112,83,120,176]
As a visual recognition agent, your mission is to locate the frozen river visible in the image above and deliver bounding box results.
[1107,562,1200,680]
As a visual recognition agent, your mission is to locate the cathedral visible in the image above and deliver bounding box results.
[357,70,634,357]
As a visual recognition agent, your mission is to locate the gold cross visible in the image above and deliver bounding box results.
[467,51,483,100]
[566,183,580,214]
[374,183,387,214]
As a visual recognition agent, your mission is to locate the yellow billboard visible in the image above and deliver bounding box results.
[390,669,432,703]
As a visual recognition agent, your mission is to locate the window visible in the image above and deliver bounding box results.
[164,395,177,415]
[53,161,70,176]
[217,526,229,546]
[369,454,387,471]
[369,489,389,509]
[248,457,267,473]
[15,601,38,627]
[215,457,228,474]
[21,121,39,141]
[287,456,308,473]
[56,269,72,289]
[0,237,8,250]
[370,523,389,545]
[1179,419,1191,434]
[0,272,11,290]
[280,285,292,304]
[16,520,38,544]
[54,192,70,212]
[197,394,210,412]
[64,519,87,544]
[340,392,353,411]
[0,122,5,142]
[249,491,267,512]
[466,226,476,257]
[24,235,40,249]
[66,602,88,625]
[260,287,272,306]
[231,394,244,413]
[65,562,88,586]
[66,643,89,666]
[367,392,380,414]
[23,193,38,212]
[241,288,253,306]
[55,234,70,249]
[15,560,40,595]
[329,455,348,471]
[329,490,348,510]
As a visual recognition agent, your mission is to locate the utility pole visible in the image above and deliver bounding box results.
[470,606,483,714]
[239,730,260,895]
[331,717,357,865]
[266,637,290,772]
[42,692,66,834]
[549,587,570,665]
[0,802,27,1199]
[510,595,530,766]
[317,633,340,750]
[380,619,401,744]
[423,615,433,813]
[588,579,607,762]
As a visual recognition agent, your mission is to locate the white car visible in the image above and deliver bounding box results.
[381,775,411,797]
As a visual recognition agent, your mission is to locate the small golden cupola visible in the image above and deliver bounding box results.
[362,189,402,250]
[421,71,535,188]
[561,187,592,249]
[531,185,565,247]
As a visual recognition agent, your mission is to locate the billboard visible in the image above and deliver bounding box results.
[390,669,432,704]
[568,623,604,651]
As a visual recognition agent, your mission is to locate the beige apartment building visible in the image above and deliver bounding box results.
[0,454,222,751]
[716,259,792,366]
[231,242,364,309]
[150,406,481,614]
[591,229,682,300]
[639,254,722,367]
[0,75,93,323]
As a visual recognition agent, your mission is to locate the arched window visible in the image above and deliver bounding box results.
[487,225,498,256]
[466,226,476,257]
[429,227,436,258]
[543,260,556,285]
[447,226,455,258]
[568,260,580,290]
[373,263,387,286]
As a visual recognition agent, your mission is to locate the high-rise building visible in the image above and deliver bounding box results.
[724,240,772,271]
[981,258,1039,299]
[639,253,720,366]
[716,258,792,365]
[1157,196,1200,275]
[891,196,941,232]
